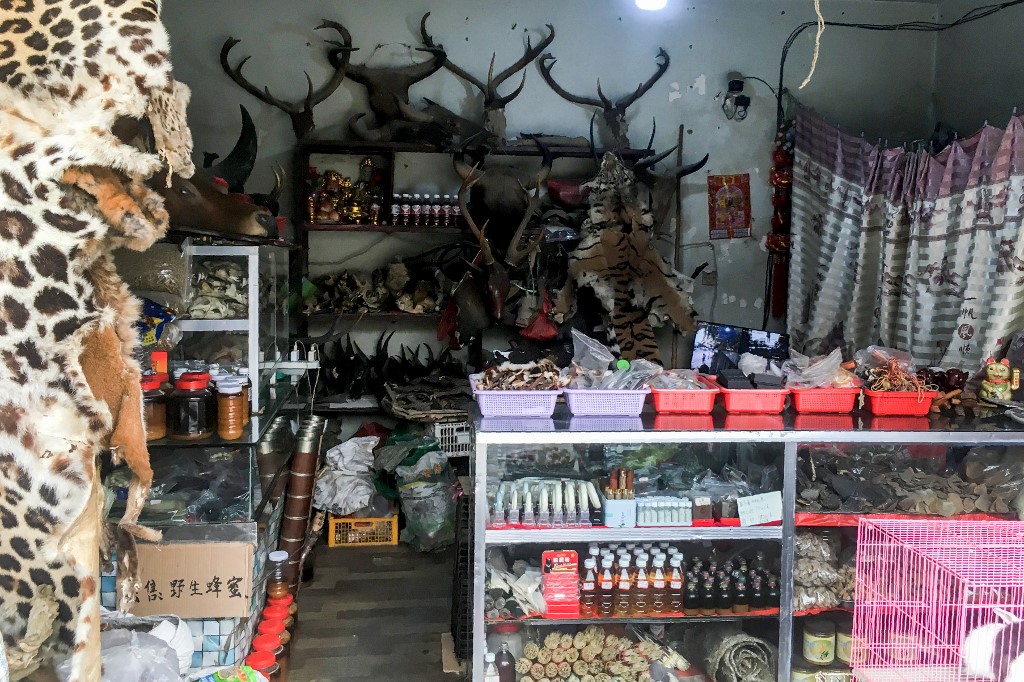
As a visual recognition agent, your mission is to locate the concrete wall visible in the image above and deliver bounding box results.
[934,0,1024,134]
[163,0,940,337]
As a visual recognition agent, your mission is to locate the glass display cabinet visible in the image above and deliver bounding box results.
[470,410,1024,682]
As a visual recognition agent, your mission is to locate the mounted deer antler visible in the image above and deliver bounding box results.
[538,48,670,150]
[458,166,508,321]
[420,13,554,141]
[221,20,355,139]
[505,139,553,267]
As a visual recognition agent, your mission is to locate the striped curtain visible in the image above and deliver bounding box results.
[788,105,1024,369]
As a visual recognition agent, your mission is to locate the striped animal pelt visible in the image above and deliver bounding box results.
[562,154,695,362]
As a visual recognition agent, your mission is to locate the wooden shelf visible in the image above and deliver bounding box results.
[300,139,654,160]
[303,222,462,234]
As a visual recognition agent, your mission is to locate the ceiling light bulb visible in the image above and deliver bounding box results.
[636,0,668,9]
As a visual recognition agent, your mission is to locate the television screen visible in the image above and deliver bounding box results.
[690,322,789,373]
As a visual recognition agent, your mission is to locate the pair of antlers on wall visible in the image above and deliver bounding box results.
[220,15,672,147]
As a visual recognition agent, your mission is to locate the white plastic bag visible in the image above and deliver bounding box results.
[58,631,179,682]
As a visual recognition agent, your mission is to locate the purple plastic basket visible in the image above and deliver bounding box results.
[563,388,651,416]
[470,374,561,418]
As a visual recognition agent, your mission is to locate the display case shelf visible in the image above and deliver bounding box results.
[175,319,250,332]
[485,525,783,544]
[488,610,781,626]
[302,222,463,234]
[302,311,442,322]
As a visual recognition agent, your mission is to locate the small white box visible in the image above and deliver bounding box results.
[602,493,637,528]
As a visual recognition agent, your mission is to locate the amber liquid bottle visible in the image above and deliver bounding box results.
[632,557,651,615]
[650,557,668,615]
[613,557,632,617]
[597,557,615,617]
[668,555,684,613]
[580,558,598,618]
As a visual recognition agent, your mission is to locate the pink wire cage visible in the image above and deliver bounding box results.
[853,519,1024,682]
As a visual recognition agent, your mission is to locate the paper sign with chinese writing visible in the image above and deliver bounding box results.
[130,541,254,618]
[707,174,752,239]
[541,550,580,618]
[737,491,783,526]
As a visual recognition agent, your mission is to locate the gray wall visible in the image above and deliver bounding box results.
[934,0,1024,134]
[164,0,940,333]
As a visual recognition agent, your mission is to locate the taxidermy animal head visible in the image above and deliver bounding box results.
[114,116,276,238]
[456,138,552,321]
[221,20,354,139]
[200,105,285,217]
[420,13,555,141]
[329,37,447,142]
[539,48,670,150]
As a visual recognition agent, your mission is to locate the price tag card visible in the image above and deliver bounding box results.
[738,491,783,526]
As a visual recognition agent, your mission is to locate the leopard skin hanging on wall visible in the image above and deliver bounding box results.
[0,2,192,679]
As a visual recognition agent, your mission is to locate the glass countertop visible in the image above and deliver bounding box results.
[474,406,1024,445]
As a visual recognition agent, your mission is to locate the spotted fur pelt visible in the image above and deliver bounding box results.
[0,2,189,680]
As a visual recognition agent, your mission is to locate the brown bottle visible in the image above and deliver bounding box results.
[632,557,651,615]
[650,556,668,615]
[613,557,632,617]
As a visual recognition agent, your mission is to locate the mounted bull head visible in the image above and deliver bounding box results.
[539,48,670,150]
[330,39,446,141]
[221,20,354,139]
[113,116,274,238]
[420,13,555,141]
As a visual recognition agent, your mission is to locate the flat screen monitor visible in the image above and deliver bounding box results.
[690,322,789,373]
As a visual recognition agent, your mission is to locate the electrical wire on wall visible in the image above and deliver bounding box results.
[775,0,1024,127]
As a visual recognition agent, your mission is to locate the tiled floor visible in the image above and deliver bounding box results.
[289,544,461,682]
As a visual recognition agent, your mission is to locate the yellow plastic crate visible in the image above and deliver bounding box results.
[328,514,398,547]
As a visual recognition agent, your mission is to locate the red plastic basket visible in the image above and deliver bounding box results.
[650,376,719,414]
[863,389,938,416]
[790,386,862,414]
[706,378,789,413]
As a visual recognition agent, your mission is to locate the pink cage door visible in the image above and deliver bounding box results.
[853,519,1024,682]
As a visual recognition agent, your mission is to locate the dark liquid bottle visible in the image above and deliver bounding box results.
[496,643,516,682]
[684,580,700,615]
[716,578,734,615]
[767,578,780,608]
[733,578,750,614]
[700,579,716,616]
[750,576,766,609]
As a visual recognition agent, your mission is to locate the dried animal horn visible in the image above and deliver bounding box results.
[207,104,257,193]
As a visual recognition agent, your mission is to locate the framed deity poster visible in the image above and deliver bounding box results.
[707,173,752,239]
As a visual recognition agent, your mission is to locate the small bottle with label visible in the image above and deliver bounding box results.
[668,555,684,613]
[400,194,412,225]
[597,557,615,617]
[650,556,667,615]
[684,580,700,616]
[390,194,401,225]
[767,577,780,608]
[700,578,716,616]
[733,577,750,613]
[483,652,500,682]
[430,194,442,226]
[411,194,423,225]
[632,556,650,615]
[580,558,598,618]
[613,556,632,617]
[750,576,766,609]
[716,576,734,615]
[450,195,462,226]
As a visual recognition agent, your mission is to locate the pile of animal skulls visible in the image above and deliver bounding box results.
[307,262,441,316]
[187,260,248,319]
[475,360,566,391]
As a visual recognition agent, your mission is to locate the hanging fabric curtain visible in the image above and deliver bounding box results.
[788,105,1024,369]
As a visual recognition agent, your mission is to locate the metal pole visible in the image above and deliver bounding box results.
[779,440,798,681]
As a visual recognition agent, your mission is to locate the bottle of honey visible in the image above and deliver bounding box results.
[580,558,598,618]
[597,557,615,617]
[632,556,651,615]
[650,556,667,615]
[613,556,632,617]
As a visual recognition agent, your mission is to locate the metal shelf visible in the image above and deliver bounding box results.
[485,525,782,544]
[303,222,462,234]
[302,311,441,322]
[488,611,780,626]
[175,318,249,332]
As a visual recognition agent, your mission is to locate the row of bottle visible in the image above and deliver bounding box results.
[389,193,462,227]
[579,543,780,618]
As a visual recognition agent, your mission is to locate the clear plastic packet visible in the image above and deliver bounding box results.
[652,369,705,389]
[784,348,859,388]
[854,345,916,373]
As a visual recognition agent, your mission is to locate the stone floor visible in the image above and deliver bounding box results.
[288,544,461,682]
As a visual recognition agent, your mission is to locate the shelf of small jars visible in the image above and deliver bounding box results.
[485,526,783,544]
[486,609,782,626]
[302,221,463,234]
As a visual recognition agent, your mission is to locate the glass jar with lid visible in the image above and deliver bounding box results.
[217,381,245,440]
[169,374,213,440]
[141,375,167,441]
[803,617,836,665]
